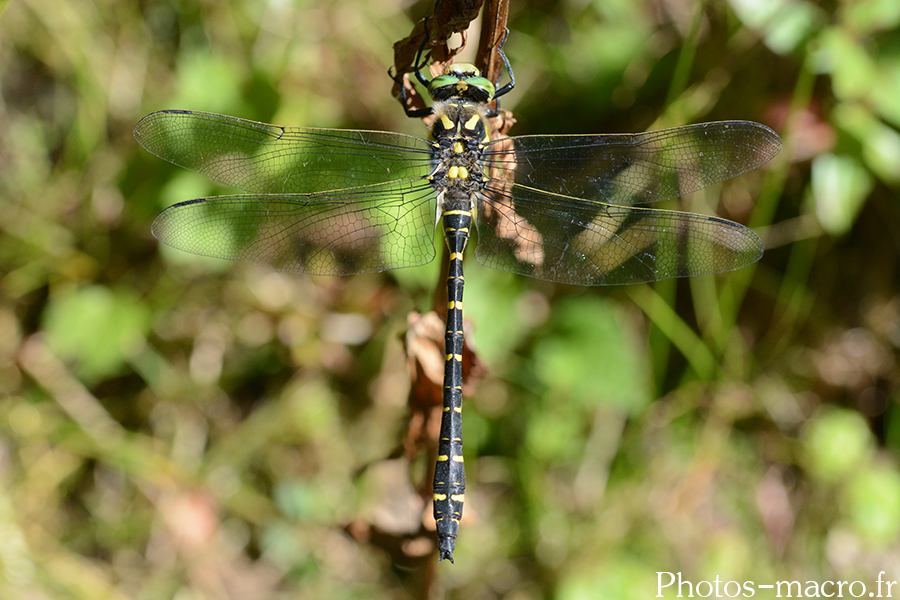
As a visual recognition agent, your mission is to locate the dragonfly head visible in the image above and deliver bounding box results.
[428,62,496,103]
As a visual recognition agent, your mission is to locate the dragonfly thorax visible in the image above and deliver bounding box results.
[430,99,491,143]
[429,99,490,215]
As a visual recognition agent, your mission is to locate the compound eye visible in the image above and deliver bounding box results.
[428,74,460,93]
[463,76,496,100]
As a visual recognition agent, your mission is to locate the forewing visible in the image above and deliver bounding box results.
[134,110,434,194]
[488,121,781,206]
[151,179,438,276]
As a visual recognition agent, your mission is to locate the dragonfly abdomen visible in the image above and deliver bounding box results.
[433,199,471,563]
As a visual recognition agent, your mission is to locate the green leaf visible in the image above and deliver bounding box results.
[802,408,874,483]
[533,296,651,414]
[812,28,879,100]
[42,285,150,383]
[811,153,873,235]
[764,1,822,54]
[844,466,900,543]
[173,50,246,115]
[834,103,900,185]
[843,0,900,33]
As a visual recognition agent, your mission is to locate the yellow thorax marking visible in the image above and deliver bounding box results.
[446,165,469,179]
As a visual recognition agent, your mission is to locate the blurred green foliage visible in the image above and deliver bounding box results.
[2,0,900,598]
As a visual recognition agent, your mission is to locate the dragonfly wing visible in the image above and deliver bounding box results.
[474,183,763,285]
[134,110,434,194]
[152,179,438,276]
[488,121,781,206]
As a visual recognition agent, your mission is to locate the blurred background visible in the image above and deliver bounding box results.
[2,0,900,598]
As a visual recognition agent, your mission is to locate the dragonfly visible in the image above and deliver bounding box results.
[134,27,781,563]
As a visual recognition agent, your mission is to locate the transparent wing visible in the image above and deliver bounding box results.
[487,121,781,206]
[151,179,438,276]
[475,183,762,285]
[134,110,434,194]
[473,121,778,285]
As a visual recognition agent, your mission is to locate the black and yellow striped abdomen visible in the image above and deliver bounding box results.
[428,98,490,562]
[432,205,469,562]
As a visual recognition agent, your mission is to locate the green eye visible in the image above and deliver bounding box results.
[428,75,461,92]
[464,77,495,99]
[428,73,496,100]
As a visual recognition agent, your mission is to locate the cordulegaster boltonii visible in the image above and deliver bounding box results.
[134,26,782,563]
